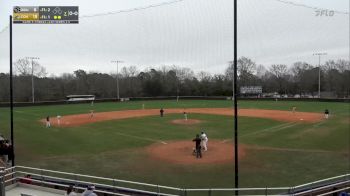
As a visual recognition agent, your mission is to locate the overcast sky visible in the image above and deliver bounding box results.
[0,0,349,75]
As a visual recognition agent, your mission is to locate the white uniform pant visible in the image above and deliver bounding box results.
[201,139,208,151]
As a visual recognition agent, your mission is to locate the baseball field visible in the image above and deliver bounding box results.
[0,99,348,189]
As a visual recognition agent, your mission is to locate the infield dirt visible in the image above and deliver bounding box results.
[145,140,244,165]
[41,108,324,127]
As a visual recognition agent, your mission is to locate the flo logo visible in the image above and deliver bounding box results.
[315,9,335,17]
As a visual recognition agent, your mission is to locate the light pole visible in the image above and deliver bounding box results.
[111,60,123,100]
[313,53,327,98]
[228,61,234,100]
[26,57,39,103]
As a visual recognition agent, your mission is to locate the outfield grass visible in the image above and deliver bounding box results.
[0,99,348,189]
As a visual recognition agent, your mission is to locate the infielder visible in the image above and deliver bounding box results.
[324,109,329,119]
[183,112,188,121]
[90,110,94,118]
[292,106,296,114]
[200,131,208,151]
[57,115,61,126]
[46,116,51,128]
[160,108,164,117]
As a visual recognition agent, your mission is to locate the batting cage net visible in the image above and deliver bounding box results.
[0,0,348,194]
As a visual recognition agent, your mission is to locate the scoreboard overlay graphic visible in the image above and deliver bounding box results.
[13,6,79,24]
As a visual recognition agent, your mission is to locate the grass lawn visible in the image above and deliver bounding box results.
[0,99,348,189]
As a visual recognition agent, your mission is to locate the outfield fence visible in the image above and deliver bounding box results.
[0,96,349,107]
[0,166,349,196]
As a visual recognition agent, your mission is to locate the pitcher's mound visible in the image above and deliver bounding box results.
[171,119,202,125]
[146,140,245,165]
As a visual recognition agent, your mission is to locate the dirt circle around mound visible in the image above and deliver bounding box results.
[146,140,245,165]
[171,119,203,125]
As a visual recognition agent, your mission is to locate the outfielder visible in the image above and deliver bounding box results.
[200,131,208,151]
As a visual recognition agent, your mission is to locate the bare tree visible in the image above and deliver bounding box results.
[238,57,256,76]
[14,58,47,77]
[269,64,289,94]
[335,59,350,73]
[256,64,267,78]
[290,62,313,77]
[197,71,212,81]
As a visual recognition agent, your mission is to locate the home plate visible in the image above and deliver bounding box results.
[300,119,304,121]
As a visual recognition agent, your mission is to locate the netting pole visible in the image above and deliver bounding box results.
[233,0,239,195]
[9,15,15,167]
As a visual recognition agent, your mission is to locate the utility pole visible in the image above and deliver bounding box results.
[313,53,327,98]
[111,60,123,100]
[26,57,39,103]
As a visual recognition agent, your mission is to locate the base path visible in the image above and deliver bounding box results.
[146,140,244,165]
[41,108,324,127]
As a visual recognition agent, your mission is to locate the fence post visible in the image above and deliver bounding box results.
[113,179,116,193]
[157,184,160,196]
[12,167,16,184]
[290,186,294,196]
[265,186,267,196]
[310,182,314,196]
[40,168,44,187]
[0,170,5,196]
[74,174,78,188]
[208,188,211,196]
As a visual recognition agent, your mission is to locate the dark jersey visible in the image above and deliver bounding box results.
[192,138,201,148]
[46,116,50,121]
[325,109,329,114]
